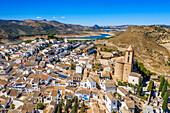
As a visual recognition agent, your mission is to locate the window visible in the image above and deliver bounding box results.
[127,56,130,62]
[128,52,130,55]
[133,79,134,82]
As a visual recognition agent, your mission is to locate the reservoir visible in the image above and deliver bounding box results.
[67,33,111,40]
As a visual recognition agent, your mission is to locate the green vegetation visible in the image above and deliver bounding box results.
[71,63,76,70]
[103,47,113,52]
[71,97,78,113]
[47,34,59,40]
[5,54,10,57]
[128,90,132,94]
[135,60,156,76]
[94,46,97,49]
[118,81,127,86]
[132,84,138,94]
[162,92,168,111]
[64,99,72,113]
[95,63,102,67]
[116,93,122,99]
[37,103,44,110]
[159,76,165,91]
[24,40,33,43]
[161,80,167,98]
[103,95,105,100]
[147,80,153,91]
[12,104,15,109]
[41,37,45,40]
[167,60,170,66]
[158,76,169,111]
[35,37,39,40]
[137,78,143,96]
[131,93,148,101]
[40,46,46,50]
[80,101,86,113]
[68,40,77,44]
[57,99,63,113]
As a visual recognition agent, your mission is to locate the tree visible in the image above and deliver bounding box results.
[147,80,153,91]
[80,101,86,113]
[71,105,77,113]
[159,77,165,91]
[41,37,45,40]
[71,63,76,70]
[37,103,44,110]
[138,85,143,96]
[12,104,15,109]
[162,92,168,112]
[161,80,167,98]
[64,99,72,113]
[71,97,78,113]
[47,34,54,40]
[137,78,143,96]
[57,99,63,113]
[36,37,39,40]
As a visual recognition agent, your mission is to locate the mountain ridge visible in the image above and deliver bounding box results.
[0,19,101,40]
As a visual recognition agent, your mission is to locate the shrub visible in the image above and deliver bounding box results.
[37,103,44,110]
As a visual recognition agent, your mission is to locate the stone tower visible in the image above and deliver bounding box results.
[114,57,125,81]
[114,45,134,82]
[123,45,134,82]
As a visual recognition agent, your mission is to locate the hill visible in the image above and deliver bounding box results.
[108,25,170,75]
[0,19,100,40]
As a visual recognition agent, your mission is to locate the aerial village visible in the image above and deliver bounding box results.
[0,37,169,113]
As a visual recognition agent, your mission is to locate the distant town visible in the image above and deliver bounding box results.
[0,36,169,113]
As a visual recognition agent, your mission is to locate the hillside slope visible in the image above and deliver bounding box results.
[109,25,170,75]
[0,19,100,40]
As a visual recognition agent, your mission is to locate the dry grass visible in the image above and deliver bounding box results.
[108,26,170,75]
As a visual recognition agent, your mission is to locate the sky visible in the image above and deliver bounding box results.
[0,0,170,26]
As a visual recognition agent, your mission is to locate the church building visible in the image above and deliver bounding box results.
[114,45,134,82]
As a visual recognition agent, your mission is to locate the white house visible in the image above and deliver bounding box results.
[14,59,22,64]
[91,88,100,99]
[121,101,135,113]
[86,64,92,69]
[104,67,110,71]
[128,72,142,85]
[75,88,91,101]
[12,53,23,58]
[100,81,117,93]
[64,38,68,43]
[105,92,118,112]
[117,87,129,97]
[76,66,83,74]
[80,77,96,89]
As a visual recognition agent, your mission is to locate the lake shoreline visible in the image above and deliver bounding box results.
[1,31,114,45]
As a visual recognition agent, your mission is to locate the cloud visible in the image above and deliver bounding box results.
[36,17,42,19]
[53,17,57,19]
[60,17,66,19]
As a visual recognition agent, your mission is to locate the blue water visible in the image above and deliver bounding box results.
[67,33,111,39]
[105,30,111,32]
